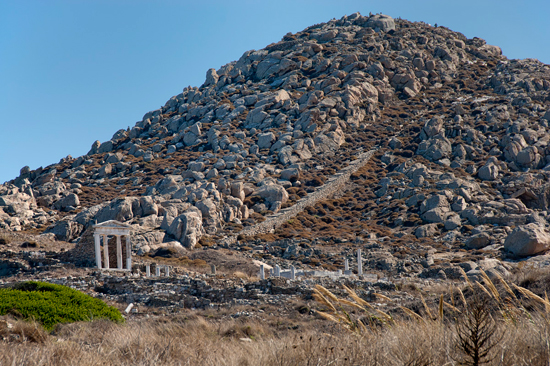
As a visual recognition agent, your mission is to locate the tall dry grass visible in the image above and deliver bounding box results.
[310,271,550,366]
[1,311,550,365]
[0,315,453,366]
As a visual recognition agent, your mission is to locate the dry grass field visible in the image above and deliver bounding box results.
[1,311,549,365]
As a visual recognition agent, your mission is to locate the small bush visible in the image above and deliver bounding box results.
[455,299,501,366]
[198,236,215,247]
[191,259,207,267]
[0,235,10,245]
[0,281,124,331]
[233,271,248,279]
[20,241,38,248]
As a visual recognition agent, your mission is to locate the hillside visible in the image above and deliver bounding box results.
[2,12,550,285]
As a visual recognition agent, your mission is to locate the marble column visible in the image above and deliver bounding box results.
[103,235,109,269]
[94,234,102,269]
[125,235,132,270]
[116,235,123,269]
[357,249,363,276]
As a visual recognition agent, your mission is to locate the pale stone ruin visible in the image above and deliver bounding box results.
[264,249,376,281]
[144,264,171,277]
[93,220,133,271]
[155,264,170,277]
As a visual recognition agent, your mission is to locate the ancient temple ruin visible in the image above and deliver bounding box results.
[93,220,132,271]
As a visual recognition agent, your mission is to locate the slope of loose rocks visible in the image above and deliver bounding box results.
[1,12,550,281]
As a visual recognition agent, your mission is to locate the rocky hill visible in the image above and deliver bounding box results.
[2,12,550,281]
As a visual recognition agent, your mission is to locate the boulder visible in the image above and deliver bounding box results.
[422,117,443,139]
[280,168,300,181]
[98,164,113,178]
[105,152,123,164]
[245,108,269,128]
[34,170,56,185]
[257,132,275,150]
[465,232,492,249]
[388,137,402,150]
[45,218,83,242]
[451,197,468,212]
[314,130,345,154]
[415,224,439,238]
[516,146,541,167]
[139,196,158,217]
[421,207,449,223]
[0,191,36,215]
[37,181,66,196]
[255,184,289,212]
[504,223,550,256]
[183,131,199,146]
[133,231,168,254]
[196,198,222,233]
[167,209,204,249]
[231,182,245,201]
[188,161,205,172]
[478,163,499,181]
[420,194,449,214]
[444,214,461,231]
[365,14,395,32]
[417,135,452,161]
[314,30,338,42]
[204,68,219,87]
[88,140,101,155]
[150,243,185,258]
[155,175,182,195]
[95,197,138,223]
[137,214,162,228]
[97,141,114,154]
[53,193,80,211]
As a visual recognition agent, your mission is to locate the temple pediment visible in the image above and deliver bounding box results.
[93,220,132,229]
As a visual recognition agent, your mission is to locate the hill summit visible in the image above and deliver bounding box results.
[2,12,550,279]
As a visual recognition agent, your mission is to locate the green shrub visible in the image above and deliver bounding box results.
[0,281,124,331]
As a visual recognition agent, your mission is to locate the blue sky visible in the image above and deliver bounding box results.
[1,0,549,184]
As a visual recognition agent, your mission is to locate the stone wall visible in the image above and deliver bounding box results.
[230,148,377,242]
